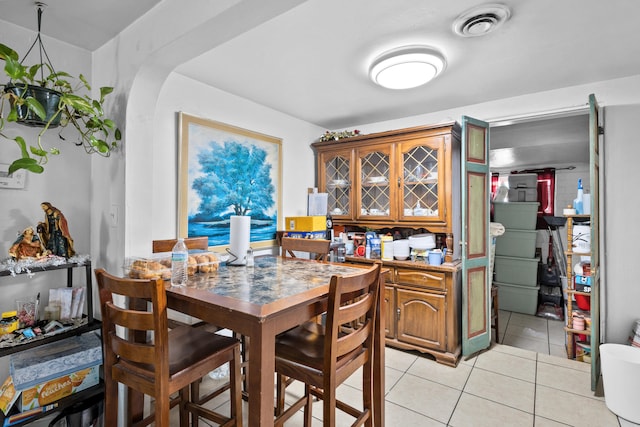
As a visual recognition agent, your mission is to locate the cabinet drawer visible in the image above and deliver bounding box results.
[395,268,446,291]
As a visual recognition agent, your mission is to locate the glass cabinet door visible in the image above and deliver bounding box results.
[358,146,392,219]
[400,140,444,221]
[321,150,352,217]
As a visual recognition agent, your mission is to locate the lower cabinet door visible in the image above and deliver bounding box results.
[397,287,446,350]
[384,286,395,338]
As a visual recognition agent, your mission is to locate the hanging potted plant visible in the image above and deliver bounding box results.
[0,6,120,174]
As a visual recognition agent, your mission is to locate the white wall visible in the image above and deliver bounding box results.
[602,104,640,343]
[151,73,323,243]
[0,20,93,379]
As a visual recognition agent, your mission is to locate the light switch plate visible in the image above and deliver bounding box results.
[0,163,26,189]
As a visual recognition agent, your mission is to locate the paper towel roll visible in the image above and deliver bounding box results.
[229,215,251,265]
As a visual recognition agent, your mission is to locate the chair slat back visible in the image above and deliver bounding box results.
[95,268,169,374]
[281,237,331,261]
[152,237,209,253]
[325,263,381,366]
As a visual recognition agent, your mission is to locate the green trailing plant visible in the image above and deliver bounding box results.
[0,42,121,174]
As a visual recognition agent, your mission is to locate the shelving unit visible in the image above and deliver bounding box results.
[564,214,592,361]
[0,259,103,425]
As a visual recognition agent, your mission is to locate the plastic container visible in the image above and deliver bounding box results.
[508,173,537,190]
[492,202,539,230]
[575,293,591,310]
[381,236,394,260]
[508,187,537,202]
[125,252,219,280]
[572,225,590,253]
[370,238,381,260]
[494,281,540,315]
[600,343,640,423]
[494,255,539,286]
[16,296,38,328]
[495,228,538,258]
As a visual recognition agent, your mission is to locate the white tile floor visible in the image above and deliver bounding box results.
[168,309,638,426]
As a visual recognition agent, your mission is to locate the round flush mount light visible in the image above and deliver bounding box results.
[369,46,446,90]
[452,3,511,37]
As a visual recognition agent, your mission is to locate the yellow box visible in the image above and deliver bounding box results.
[284,216,326,231]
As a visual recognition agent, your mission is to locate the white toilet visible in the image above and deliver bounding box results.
[600,343,640,423]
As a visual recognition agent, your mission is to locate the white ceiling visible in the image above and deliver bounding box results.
[1,0,637,168]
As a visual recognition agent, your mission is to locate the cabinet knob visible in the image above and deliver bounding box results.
[396,308,401,320]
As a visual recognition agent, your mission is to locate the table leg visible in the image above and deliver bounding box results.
[247,322,277,426]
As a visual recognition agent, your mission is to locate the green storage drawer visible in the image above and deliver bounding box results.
[494,255,538,286]
[495,281,540,315]
[492,201,539,230]
[495,228,538,258]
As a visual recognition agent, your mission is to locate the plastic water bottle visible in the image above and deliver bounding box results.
[246,248,254,267]
[573,179,584,214]
[171,238,188,287]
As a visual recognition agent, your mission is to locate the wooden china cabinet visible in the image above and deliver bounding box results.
[312,123,463,365]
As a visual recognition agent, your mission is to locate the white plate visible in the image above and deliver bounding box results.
[366,176,388,184]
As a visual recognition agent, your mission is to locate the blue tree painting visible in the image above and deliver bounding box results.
[180,115,281,247]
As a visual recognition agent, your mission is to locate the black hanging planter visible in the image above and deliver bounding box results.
[4,84,62,127]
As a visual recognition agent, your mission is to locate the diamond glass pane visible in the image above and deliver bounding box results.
[403,146,438,216]
[325,155,350,215]
[361,151,390,215]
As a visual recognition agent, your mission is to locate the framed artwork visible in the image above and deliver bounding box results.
[178,112,282,248]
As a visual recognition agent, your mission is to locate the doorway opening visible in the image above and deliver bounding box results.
[489,112,590,357]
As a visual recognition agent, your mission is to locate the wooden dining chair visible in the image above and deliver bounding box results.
[152,236,209,253]
[152,237,210,330]
[153,237,249,402]
[281,237,331,261]
[278,236,333,400]
[274,262,382,427]
[95,268,242,427]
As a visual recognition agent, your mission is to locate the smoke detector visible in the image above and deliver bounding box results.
[453,4,511,37]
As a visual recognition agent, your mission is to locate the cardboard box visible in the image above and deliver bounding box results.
[284,216,326,231]
[10,333,102,411]
[574,274,592,286]
[17,365,100,411]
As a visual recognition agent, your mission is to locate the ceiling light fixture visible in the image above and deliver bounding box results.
[369,46,446,90]
[453,3,511,37]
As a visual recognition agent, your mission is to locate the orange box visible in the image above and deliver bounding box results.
[17,365,100,411]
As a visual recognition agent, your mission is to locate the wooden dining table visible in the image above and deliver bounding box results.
[133,255,385,426]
